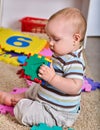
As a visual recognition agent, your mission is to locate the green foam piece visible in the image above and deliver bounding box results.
[30,123,62,130]
[22,54,50,80]
[68,128,75,130]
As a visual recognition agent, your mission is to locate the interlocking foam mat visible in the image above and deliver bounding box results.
[0,28,52,66]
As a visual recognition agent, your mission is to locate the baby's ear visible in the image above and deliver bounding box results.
[73,33,81,42]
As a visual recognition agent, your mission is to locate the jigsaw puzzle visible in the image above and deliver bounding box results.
[17,54,51,84]
[0,28,47,55]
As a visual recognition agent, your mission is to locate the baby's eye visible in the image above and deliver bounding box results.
[54,38,60,42]
[47,36,60,42]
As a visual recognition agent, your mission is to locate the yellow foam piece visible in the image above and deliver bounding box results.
[0,48,5,54]
[0,28,47,55]
[0,53,20,66]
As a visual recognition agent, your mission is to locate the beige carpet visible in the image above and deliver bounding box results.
[0,54,100,130]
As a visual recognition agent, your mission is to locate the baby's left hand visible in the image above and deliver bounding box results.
[38,63,56,83]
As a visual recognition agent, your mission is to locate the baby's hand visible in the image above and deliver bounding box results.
[38,63,56,83]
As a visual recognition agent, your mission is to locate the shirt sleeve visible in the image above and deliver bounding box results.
[63,58,85,80]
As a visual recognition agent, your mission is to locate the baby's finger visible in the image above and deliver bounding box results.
[38,73,42,78]
[40,64,47,70]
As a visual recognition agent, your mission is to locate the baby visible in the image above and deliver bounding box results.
[0,7,87,128]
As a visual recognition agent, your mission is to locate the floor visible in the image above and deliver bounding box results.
[85,37,100,82]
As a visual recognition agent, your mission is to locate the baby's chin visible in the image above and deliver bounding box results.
[53,52,62,56]
[54,52,68,57]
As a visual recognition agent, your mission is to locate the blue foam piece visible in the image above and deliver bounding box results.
[18,55,27,64]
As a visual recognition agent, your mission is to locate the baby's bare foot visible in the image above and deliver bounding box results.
[11,93,25,106]
[0,91,13,106]
[0,91,25,106]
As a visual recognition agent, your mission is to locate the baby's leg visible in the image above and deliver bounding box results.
[0,83,39,106]
[0,91,25,106]
[14,99,56,127]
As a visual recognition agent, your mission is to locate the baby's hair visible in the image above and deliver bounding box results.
[48,7,87,42]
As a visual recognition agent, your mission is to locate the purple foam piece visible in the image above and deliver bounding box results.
[11,87,28,94]
[84,76,100,91]
[82,79,92,92]
[0,105,14,115]
[39,48,53,57]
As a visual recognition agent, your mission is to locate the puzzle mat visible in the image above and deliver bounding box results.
[0,28,52,66]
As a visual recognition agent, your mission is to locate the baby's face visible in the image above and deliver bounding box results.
[45,17,76,56]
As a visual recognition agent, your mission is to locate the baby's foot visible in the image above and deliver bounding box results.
[0,91,13,106]
[0,91,25,106]
[11,93,25,106]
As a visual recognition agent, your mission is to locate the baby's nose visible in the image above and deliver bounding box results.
[49,40,54,46]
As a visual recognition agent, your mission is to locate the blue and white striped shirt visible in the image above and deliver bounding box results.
[37,47,85,112]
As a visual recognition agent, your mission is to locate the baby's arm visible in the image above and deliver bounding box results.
[38,64,83,94]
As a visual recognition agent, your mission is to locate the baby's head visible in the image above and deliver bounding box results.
[45,7,87,56]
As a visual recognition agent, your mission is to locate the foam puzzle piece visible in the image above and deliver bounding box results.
[18,55,27,64]
[17,46,53,64]
[0,27,47,55]
[68,128,75,130]
[0,47,5,54]
[82,79,92,92]
[0,46,20,66]
[17,54,51,84]
[39,47,53,58]
[0,105,14,115]
[0,53,20,66]
[31,123,62,130]
[84,76,100,91]
[26,79,34,86]
[0,87,28,115]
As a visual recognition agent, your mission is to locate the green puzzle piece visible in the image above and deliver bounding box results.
[31,123,62,130]
[22,54,50,80]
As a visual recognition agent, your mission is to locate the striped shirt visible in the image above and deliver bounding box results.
[37,47,85,112]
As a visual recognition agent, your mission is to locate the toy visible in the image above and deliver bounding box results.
[0,28,47,55]
[0,87,27,115]
[20,17,47,33]
[0,105,14,116]
[26,79,35,86]
[0,53,20,66]
[82,79,92,92]
[17,54,51,84]
[31,123,62,130]
[0,27,48,66]
[68,128,75,130]
[0,47,5,54]
[18,55,27,64]
[84,76,100,91]
[39,46,53,58]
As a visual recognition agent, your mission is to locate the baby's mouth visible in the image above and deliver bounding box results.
[50,48,54,53]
